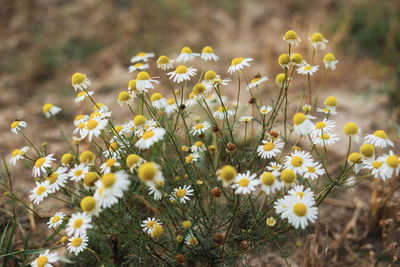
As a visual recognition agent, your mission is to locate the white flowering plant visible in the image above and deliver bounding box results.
[1,30,398,266]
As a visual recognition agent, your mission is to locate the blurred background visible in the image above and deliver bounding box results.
[1,0,400,265]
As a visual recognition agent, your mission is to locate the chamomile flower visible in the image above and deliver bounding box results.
[267,162,282,176]
[157,55,174,70]
[283,30,301,46]
[176,47,200,63]
[312,133,340,146]
[126,154,145,172]
[185,234,198,246]
[71,72,91,91]
[257,139,284,159]
[94,171,131,208]
[348,152,363,174]
[165,98,179,114]
[217,165,237,187]
[135,128,166,150]
[130,52,154,63]
[190,121,211,136]
[100,158,121,174]
[68,164,89,182]
[73,114,89,127]
[297,64,319,75]
[309,32,328,49]
[31,250,59,267]
[117,91,134,106]
[42,103,61,118]
[142,218,162,235]
[192,83,207,99]
[136,71,159,93]
[80,196,102,217]
[288,185,315,202]
[29,181,50,205]
[138,162,165,188]
[232,171,259,195]
[191,141,206,153]
[303,104,312,113]
[365,130,394,148]
[293,113,315,136]
[81,116,108,141]
[68,233,88,255]
[260,105,272,115]
[75,90,94,103]
[148,178,164,200]
[310,119,336,138]
[171,185,194,204]
[363,160,384,179]
[227,57,253,74]
[303,163,324,180]
[150,92,168,109]
[284,150,313,175]
[360,143,375,163]
[377,151,400,180]
[260,171,283,195]
[343,122,361,142]
[283,196,318,229]
[239,116,253,123]
[32,154,56,178]
[266,217,277,227]
[10,120,27,134]
[291,53,305,67]
[213,105,234,120]
[46,167,68,193]
[83,172,100,190]
[168,65,197,83]
[247,76,268,90]
[275,73,288,87]
[80,150,96,166]
[324,96,338,115]
[278,54,291,68]
[185,153,199,164]
[66,212,92,236]
[128,62,149,73]
[323,53,339,70]
[274,195,291,217]
[201,46,219,61]
[47,212,66,229]
[10,146,29,166]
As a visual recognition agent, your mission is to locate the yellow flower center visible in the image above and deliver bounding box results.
[320,134,331,140]
[348,153,362,164]
[195,124,204,130]
[72,73,86,85]
[86,120,99,130]
[284,30,297,40]
[118,91,131,102]
[343,122,358,136]
[142,130,154,140]
[137,71,150,81]
[84,172,99,187]
[386,155,399,169]
[304,65,312,71]
[46,172,59,184]
[306,166,315,173]
[72,237,82,247]
[77,92,86,98]
[281,169,296,184]
[291,156,303,167]
[204,70,217,80]
[238,178,250,187]
[231,57,244,66]
[278,54,290,65]
[151,92,163,102]
[175,65,188,74]
[151,224,163,238]
[360,144,375,157]
[186,155,194,163]
[372,161,383,169]
[202,46,214,53]
[36,256,48,267]
[74,170,83,177]
[181,46,192,54]
[193,83,206,95]
[315,121,326,129]
[325,96,337,106]
[75,114,85,121]
[134,63,143,68]
[147,221,156,228]
[42,103,54,114]
[250,78,260,84]
[73,218,83,229]
[296,192,305,199]
[261,172,275,186]
[291,53,303,64]
[11,121,20,129]
[105,158,116,167]
[310,32,324,42]
[93,103,104,111]
[293,203,307,217]
[323,53,336,62]
[263,142,275,151]
[126,154,140,168]
[195,141,203,147]
[157,55,170,64]
[136,52,146,57]
[128,79,137,91]
[293,113,307,125]
[189,237,198,246]
[166,98,175,105]
[36,186,46,195]
[176,189,187,198]
[35,158,46,168]
[80,196,97,212]
[134,115,146,126]
[218,106,228,112]
[374,130,387,139]
[102,173,117,188]
[51,216,60,223]
[220,165,236,182]
[80,150,95,163]
[138,162,157,181]
[275,73,286,84]
[12,149,20,157]
[61,153,75,165]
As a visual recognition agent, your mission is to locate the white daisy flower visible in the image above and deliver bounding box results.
[150,92,168,109]
[185,153,200,164]
[31,249,58,267]
[10,146,29,166]
[260,171,283,195]
[303,163,324,180]
[81,116,108,142]
[360,143,375,163]
[68,233,88,256]
[42,103,61,118]
[73,114,89,127]
[297,64,319,75]
[312,133,340,146]
[185,234,199,246]
[247,76,268,90]
[148,177,164,200]
[128,62,149,73]
[239,116,253,123]
[201,46,219,62]
[284,150,313,175]
[231,171,260,195]
[343,122,362,143]
[365,130,394,148]
[170,185,194,204]
[227,57,253,74]
[94,171,131,208]
[348,153,363,174]
[257,139,284,159]
[46,167,69,193]
[185,92,197,108]
[10,120,27,134]
[135,128,166,150]
[130,52,154,63]
[32,154,56,178]
[135,71,160,93]
[377,151,400,180]
[363,160,384,179]
[157,55,174,70]
[71,72,91,91]
[141,217,162,235]
[126,154,146,172]
[190,121,211,136]
[293,113,315,136]
[117,91,134,107]
[283,196,318,229]
[75,91,94,103]
[274,195,292,218]
[267,162,282,176]
[176,47,200,63]
[310,119,336,138]
[213,105,234,120]
[323,53,339,70]
[134,118,157,138]
[100,158,121,174]
[29,181,50,205]
[102,140,126,159]
[168,65,197,83]
[290,53,305,67]
[323,96,338,115]
[165,98,179,114]
[66,212,92,237]
[47,212,66,229]
[191,141,206,153]
[283,30,301,46]
[309,33,328,49]
[68,164,89,182]
[80,196,102,217]
[287,185,315,202]
[260,105,272,115]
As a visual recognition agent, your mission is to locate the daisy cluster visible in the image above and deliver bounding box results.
[5,30,397,266]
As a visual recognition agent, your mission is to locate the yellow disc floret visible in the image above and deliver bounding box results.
[118,91,131,102]
[278,54,290,65]
[42,103,53,114]
[80,150,95,164]
[202,46,214,53]
[137,71,150,81]
[102,173,116,188]
[126,154,141,168]
[193,83,206,95]
[291,53,303,64]
[323,53,336,62]
[348,152,362,164]
[157,55,170,64]
[374,130,387,139]
[204,70,217,81]
[175,65,188,74]
[80,196,97,212]
[343,122,358,136]
[84,172,99,187]
[231,57,244,66]
[261,172,275,186]
[360,144,375,157]
[138,162,157,182]
[72,73,86,85]
[281,169,296,184]
[310,32,324,42]
[324,96,337,107]
[293,203,307,217]
[220,165,237,182]
[284,30,298,40]
[151,92,163,102]
[293,113,307,125]
[386,155,399,169]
